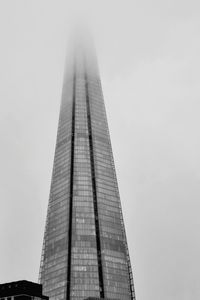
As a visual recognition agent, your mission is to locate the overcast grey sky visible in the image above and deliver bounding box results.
[0,1,200,300]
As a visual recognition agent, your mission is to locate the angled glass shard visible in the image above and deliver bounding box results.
[39,38,136,300]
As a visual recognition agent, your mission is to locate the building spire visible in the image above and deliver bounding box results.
[40,32,136,300]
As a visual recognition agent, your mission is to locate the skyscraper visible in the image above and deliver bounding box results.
[39,37,136,300]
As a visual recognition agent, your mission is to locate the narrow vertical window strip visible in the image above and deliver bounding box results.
[66,72,76,300]
[85,73,105,298]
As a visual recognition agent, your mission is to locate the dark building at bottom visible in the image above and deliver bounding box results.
[0,280,48,300]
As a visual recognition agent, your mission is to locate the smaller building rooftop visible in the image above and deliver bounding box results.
[0,280,48,299]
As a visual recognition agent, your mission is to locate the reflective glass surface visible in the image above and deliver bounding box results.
[40,47,135,300]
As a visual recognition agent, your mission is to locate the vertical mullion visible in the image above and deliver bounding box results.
[85,73,105,298]
[66,72,76,300]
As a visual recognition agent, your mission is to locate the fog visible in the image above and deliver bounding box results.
[0,1,200,300]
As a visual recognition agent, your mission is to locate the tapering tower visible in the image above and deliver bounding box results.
[39,37,136,300]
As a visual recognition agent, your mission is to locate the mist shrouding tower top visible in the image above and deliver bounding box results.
[39,31,136,300]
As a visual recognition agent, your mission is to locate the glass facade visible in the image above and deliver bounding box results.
[39,43,136,300]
